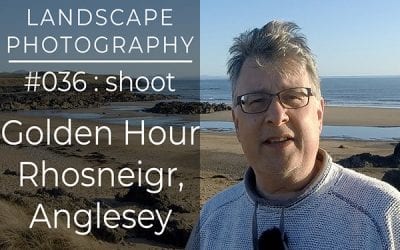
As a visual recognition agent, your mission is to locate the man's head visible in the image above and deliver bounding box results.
[228,21,321,100]
[228,21,324,184]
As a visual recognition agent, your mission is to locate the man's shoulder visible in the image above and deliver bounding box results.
[200,181,248,218]
[331,162,400,207]
[330,163,400,246]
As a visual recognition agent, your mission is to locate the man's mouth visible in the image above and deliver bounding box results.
[264,136,294,145]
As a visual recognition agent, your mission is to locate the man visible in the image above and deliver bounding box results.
[187,21,400,249]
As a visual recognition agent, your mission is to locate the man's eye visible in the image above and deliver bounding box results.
[282,93,304,101]
[286,95,301,100]
[249,98,266,104]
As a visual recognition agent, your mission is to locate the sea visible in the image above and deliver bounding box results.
[182,76,400,108]
[192,76,400,140]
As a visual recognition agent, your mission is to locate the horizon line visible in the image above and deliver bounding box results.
[200,74,400,79]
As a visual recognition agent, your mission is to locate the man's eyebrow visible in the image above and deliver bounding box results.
[248,86,272,93]
[240,90,267,96]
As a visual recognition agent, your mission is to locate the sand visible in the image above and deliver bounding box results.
[201,106,400,126]
[199,106,399,202]
[0,106,399,248]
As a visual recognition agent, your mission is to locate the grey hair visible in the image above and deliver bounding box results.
[227,20,321,102]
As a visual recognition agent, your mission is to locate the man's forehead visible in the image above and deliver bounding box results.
[236,57,310,92]
[241,57,307,79]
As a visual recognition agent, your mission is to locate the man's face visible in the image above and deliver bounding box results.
[232,58,324,178]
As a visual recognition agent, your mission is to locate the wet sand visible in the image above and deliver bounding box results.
[201,106,400,126]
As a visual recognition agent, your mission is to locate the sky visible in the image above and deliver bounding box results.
[1,1,399,78]
[200,0,400,77]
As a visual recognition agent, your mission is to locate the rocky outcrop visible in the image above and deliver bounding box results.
[338,142,400,168]
[145,101,231,114]
[382,169,400,191]
[392,143,400,165]
[0,89,177,111]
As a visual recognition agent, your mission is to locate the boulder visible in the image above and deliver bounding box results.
[146,101,232,114]
[392,143,400,166]
[382,169,400,191]
[0,90,177,111]
[338,142,400,168]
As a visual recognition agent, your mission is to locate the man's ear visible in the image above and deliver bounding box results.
[232,109,240,141]
[318,98,325,133]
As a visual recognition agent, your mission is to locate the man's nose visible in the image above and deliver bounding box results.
[264,97,289,126]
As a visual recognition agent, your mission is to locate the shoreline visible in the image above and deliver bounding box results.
[14,104,400,127]
[201,106,400,127]
[6,105,400,142]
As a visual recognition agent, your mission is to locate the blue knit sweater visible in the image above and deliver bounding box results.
[187,150,400,249]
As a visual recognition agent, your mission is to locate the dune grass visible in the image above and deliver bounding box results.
[0,199,108,250]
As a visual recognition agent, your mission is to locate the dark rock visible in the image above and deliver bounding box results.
[145,101,232,114]
[392,143,400,165]
[382,169,400,191]
[36,187,68,198]
[338,143,400,168]
[337,153,381,168]
[3,169,17,176]
[115,185,189,213]
[84,152,107,163]
[0,86,178,112]
[211,175,228,179]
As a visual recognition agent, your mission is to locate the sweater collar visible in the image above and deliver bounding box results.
[244,149,333,207]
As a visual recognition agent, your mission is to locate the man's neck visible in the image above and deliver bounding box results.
[254,155,323,200]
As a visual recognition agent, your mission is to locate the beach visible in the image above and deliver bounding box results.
[201,106,400,126]
[0,105,399,248]
[199,106,399,202]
